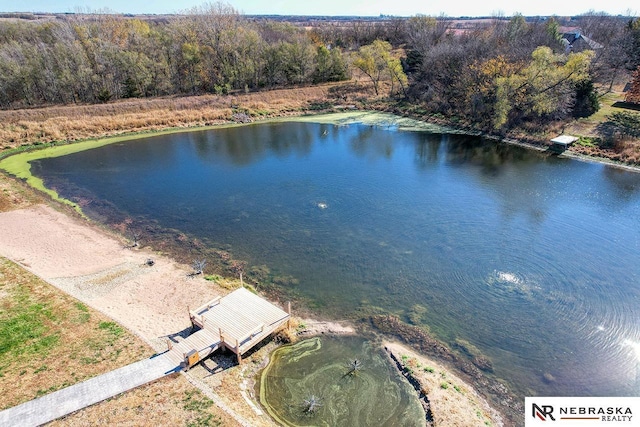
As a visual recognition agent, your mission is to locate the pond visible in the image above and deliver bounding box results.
[259,336,424,426]
[28,116,640,400]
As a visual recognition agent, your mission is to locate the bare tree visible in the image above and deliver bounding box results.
[129,228,141,248]
[192,258,207,275]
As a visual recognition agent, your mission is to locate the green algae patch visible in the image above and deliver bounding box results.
[259,336,424,427]
[0,112,446,216]
[285,110,455,133]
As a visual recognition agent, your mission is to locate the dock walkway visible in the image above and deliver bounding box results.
[0,354,176,427]
[0,287,290,426]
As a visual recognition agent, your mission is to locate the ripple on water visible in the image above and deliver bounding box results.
[486,270,535,296]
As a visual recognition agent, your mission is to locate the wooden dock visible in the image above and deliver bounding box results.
[550,134,578,152]
[166,287,290,369]
[0,288,289,425]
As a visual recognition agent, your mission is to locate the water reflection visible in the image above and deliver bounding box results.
[31,121,640,401]
[187,122,315,166]
[413,134,443,168]
[348,125,396,160]
[603,166,640,202]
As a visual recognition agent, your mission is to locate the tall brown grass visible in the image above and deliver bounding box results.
[0,84,354,150]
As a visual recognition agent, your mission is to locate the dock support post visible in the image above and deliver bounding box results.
[236,339,242,365]
[287,301,292,330]
[188,305,195,330]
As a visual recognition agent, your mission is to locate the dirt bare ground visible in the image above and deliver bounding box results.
[0,204,224,352]
[385,342,503,427]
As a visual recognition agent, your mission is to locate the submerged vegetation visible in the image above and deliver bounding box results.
[345,358,363,377]
[260,336,425,426]
[301,394,323,416]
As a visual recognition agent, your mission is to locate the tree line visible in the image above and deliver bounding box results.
[0,3,349,108]
[1,4,639,134]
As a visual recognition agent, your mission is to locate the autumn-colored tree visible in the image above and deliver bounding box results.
[493,46,595,129]
[467,56,520,125]
[352,39,407,96]
[0,5,350,108]
[312,45,348,84]
[625,66,640,104]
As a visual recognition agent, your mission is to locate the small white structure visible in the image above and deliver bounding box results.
[550,135,578,152]
[167,287,290,368]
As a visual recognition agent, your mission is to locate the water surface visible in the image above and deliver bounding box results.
[31,120,640,399]
[259,336,424,426]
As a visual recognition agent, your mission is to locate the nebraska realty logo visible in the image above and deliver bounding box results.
[525,397,639,425]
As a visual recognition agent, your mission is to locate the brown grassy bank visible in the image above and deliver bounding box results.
[2,81,637,169]
[0,84,370,150]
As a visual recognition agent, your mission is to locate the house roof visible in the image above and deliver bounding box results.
[561,30,603,49]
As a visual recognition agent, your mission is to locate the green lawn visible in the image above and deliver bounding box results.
[0,257,150,409]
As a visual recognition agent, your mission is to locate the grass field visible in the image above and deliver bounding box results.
[565,88,640,165]
[568,91,626,135]
[0,257,150,409]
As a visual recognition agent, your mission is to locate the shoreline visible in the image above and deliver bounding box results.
[2,109,638,220]
[0,197,508,425]
[0,103,640,176]
[0,110,566,426]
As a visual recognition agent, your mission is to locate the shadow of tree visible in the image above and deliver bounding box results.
[596,110,640,149]
[595,121,617,148]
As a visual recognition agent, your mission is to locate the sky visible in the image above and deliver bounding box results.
[0,0,637,18]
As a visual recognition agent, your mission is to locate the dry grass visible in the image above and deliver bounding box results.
[0,173,41,212]
[0,85,352,150]
[386,342,502,427]
[0,257,151,410]
[48,374,240,427]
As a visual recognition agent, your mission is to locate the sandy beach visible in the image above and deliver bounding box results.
[0,203,225,352]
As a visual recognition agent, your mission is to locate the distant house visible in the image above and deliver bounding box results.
[560,28,603,53]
